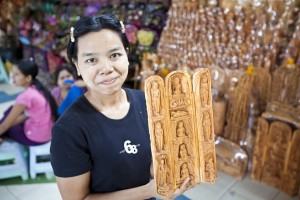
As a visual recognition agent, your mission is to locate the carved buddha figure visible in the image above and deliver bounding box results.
[266,128,287,178]
[155,122,164,151]
[178,143,189,160]
[200,74,209,106]
[180,162,190,180]
[177,121,187,137]
[271,130,287,161]
[172,76,182,94]
[158,157,171,187]
[203,112,212,140]
[151,81,161,115]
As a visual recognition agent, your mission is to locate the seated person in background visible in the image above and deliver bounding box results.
[0,59,58,145]
[51,65,85,115]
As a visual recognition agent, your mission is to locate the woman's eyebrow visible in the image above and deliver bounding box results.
[81,52,99,57]
[108,47,122,53]
[81,47,122,57]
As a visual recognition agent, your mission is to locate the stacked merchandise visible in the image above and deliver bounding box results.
[156,0,300,196]
[0,0,26,73]
[1,0,170,88]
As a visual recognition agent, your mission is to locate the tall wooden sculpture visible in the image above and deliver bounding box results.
[264,58,300,127]
[251,119,300,196]
[145,69,216,197]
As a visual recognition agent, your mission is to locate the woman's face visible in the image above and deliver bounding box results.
[74,29,129,95]
[11,65,30,87]
[57,69,74,89]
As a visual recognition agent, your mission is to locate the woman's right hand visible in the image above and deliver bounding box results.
[147,177,191,200]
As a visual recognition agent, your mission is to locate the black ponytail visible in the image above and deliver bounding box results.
[32,78,59,121]
[16,59,58,121]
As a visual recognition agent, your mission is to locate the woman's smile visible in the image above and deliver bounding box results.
[99,77,117,85]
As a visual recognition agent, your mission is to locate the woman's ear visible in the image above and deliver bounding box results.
[26,75,33,83]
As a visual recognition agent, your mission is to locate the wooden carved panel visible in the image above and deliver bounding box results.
[251,118,269,181]
[145,69,216,197]
[165,71,200,189]
[145,76,174,197]
[261,121,292,190]
[282,129,300,196]
[250,118,300,197]
[193,68,217,183]
[270,60,300,105]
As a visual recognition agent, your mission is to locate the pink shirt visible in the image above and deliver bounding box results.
[16,86,54,143]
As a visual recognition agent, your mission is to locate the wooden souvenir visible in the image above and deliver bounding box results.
[282,129,300,196]
[250,118,269,181]
[193,68,217,183]
[145,69,216,197]
[270,59,300,106]
[261,121,292,189]
[166,71,200,189]
[215,136,248,180]
[225,67,255,144]
[145,76,174,197]
[251,118,300,196]
[263,58,300,127]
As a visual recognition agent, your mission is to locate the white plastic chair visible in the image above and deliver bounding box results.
[0,139,28,180]
[29,141,54,179]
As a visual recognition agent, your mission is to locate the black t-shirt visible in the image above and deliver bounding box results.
[50,88,152,193]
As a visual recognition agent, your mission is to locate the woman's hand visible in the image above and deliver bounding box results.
[167,177,191,200]
[147,177,191,200]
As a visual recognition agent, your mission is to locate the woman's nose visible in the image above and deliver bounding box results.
[98,60,113,75]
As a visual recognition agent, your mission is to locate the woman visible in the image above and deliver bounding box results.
[50,14,190,199]
[0,59,58,146]
[51,65,85,115]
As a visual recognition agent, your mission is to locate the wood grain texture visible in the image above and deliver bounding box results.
[145,69,216,197]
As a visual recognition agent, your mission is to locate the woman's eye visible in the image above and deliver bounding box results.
[86,58,97,63]
[110,53,121,59]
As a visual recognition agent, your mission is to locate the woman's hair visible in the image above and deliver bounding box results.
[67,13,129,69]
[17,59,58,121]
[54,64,76,85]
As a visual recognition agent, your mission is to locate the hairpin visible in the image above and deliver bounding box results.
[70,27,75,42]
[120,21,125,33]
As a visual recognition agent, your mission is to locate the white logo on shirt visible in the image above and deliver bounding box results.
[120,140,140,154]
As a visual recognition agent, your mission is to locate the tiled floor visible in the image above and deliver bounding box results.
[0,83,299,200]
[0,172,298,200]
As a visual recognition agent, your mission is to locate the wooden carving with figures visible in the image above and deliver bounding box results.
[251,119,300,196]
[145,70,216,197]
[193,68,217,183]
[282,129,300,196]
[261,121,292,189]
[251,118,269,181]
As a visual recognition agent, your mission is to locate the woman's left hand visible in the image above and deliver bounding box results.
[165,177,191,200]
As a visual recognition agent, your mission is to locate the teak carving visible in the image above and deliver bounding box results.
[251,118,300,196]
[145,69,216,197]
[262,122,291,189]
[263,59,300,128]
